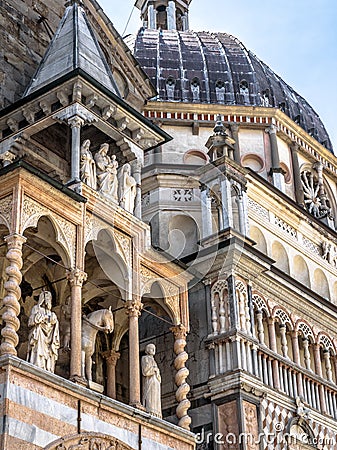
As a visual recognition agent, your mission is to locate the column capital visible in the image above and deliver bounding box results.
[103,350,120,365]
[67,268,87,286]
[68,116,84,129]
[170,324,187,340]
[125,299,143,317]
[4,233,27,246]
[265,123,278,135]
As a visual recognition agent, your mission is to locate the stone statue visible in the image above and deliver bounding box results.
[80,139,97,189]
[142,343,162,418]
[94,143,118,201]
[27,291,60,372]
[119,163,137,213]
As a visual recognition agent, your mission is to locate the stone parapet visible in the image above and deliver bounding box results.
[0,356,195,450]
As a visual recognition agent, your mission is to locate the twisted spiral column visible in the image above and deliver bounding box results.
[171,324,191,430]
[0,233,26,356]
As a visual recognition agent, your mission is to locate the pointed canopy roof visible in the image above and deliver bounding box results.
[24,0,120,97]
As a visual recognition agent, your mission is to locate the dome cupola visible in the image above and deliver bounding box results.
[135,0,192,31]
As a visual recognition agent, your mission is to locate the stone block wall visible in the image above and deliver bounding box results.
[0,0,64,107]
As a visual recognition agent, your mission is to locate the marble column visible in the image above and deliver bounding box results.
[68,116,84,184]
[125,298,143,408]
[148,3,156,29]
[230,123,241,164]
[200,186,213,238]
[236,191,249,236]
[279,325,289,358]
[171,324,191,430]
[323,350,333,382]
[256,311,265,345]
[220,177,233,229]
[290,142,305,206]
[0,233,26,356]
[103,350,120,399]
[130,160,142,219]
[268,318,280,388]
[302,338,311,370]
[67,268,87,382]
[291,331,300,365]
[167,1,176,30]
[266,124,285,191]
[268,318,277,352]
[313,344,323,378]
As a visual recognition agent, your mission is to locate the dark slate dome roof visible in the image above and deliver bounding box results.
[134,29,333,152]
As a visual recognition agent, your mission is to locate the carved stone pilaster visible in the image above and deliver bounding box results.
[171,324,191,430]
[0,234,26,356]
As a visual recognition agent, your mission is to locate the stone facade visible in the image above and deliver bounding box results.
[1,0,337,449]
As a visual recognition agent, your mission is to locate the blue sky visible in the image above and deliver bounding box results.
[99,0,337,151]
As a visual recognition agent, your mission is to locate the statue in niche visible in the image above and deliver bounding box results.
[94,143,118,201]
[61,295,71,351]
[80,139,97,189]
[119,163,137,213]
[142,343,162,418]
[27,291,60,372]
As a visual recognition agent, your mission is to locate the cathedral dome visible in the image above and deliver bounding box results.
[134,28,333,152]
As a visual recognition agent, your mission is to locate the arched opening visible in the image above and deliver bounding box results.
[292,255,310,287]
[141,282,175,420]
[19,216,71,374]
[84,229,129,398]
[168,214,199,258]
[272,242,290,274]
[312,268,330,300]
[250,226,268,254]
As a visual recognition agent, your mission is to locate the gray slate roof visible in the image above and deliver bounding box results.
[134,29,332,152]
[24,1,120,97]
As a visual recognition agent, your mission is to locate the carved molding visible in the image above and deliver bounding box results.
[44,432,133,450]
[0,195,13,230]
[21,196,76,266]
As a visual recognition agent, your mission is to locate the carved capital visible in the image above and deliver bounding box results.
[53,104,97,125]
[103,350,120,366]
[265,123,278,135]
[170,324,187,340]
[67,268,87,287]
[0,151,16,167]
[5,233,27,248]
[68,116,84,129]
[125,300,143,317]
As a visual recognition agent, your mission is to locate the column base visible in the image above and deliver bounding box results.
[129,402,145,411]
[69,375,87,386]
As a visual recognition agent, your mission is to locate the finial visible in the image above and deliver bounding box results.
[213,115,227,136]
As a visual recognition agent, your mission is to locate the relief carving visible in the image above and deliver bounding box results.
[0,194,13,229]
[242,401,259,450]
[45,433,133,450]
[218,401,239,450]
